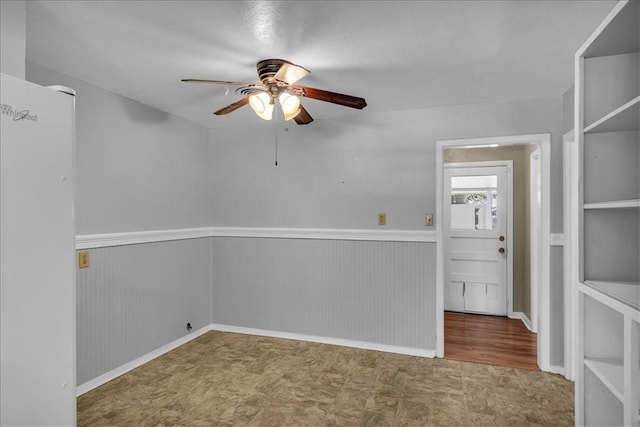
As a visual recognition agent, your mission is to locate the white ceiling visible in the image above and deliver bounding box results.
[25,0,616,129]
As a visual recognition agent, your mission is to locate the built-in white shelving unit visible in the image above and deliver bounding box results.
[574,1,640,426]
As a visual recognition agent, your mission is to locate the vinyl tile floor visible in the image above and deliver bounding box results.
[78,331,573,426]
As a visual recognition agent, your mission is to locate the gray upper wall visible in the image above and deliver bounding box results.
[209,97,563,232]
[27,63,563,234]
[562,85,575,135]
[27,63,212,235]
[0,0,26,79]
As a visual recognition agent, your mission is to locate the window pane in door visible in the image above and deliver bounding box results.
[449,175,498,230]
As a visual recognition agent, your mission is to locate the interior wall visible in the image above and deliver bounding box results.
[550,246,565,367]
[208,98,564,232]
[76,239,212,385]
[443,145,534,317]
[25,61,567,386]
[26,64,215,388]
[0,0,26,79]
[209,97,565,366]
[523,144,539,319]
[562,85,575,135]
[212,238,436,350]
[26,63,213,235]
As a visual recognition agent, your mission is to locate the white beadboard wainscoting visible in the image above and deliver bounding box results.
[211,236,437,351]
[75,238,213,387]
[75,227,437,394]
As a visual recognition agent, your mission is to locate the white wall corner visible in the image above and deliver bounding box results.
[509,312,533,332]
[76,324,213,396]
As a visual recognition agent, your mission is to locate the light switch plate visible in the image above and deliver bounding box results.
[425,214,434,227]
[378,213,386,226]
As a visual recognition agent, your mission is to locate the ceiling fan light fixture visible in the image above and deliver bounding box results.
[279,92,301,121]
[283,107,302,121]
[249,92,273,120]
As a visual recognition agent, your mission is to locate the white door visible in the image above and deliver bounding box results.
[444,164,509,316]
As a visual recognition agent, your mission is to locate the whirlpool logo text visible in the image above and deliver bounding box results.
[0,104,38,121]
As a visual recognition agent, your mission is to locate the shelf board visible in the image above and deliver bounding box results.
[583,199,640,210]
[584,358,624,403]
[581,0,639,58]
[585,96,640,134]
[584,280,640,311]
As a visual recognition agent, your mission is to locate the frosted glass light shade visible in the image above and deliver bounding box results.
[249,92,273,120]
[279,92,301,121]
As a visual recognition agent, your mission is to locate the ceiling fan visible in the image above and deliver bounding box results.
[182,59,367,125]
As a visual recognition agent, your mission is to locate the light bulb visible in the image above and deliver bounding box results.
[249,92,273,120]
[279,92,301,121]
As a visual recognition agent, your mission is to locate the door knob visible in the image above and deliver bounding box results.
[499,236,505,241]
[498,247,505,254]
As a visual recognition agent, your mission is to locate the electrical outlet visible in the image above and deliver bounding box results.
[78,251,90,269]
[425,214,434,227]
[378,213,386,226]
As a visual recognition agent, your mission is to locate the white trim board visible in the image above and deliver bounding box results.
[550,233,565,246]
[509,311,533,333]
[564,130,578,382]
[210,324,436,358]
[530,149,541,334]
[436,133,553,373]
[546,365,567,377]
[75,227,210,249]
[76,227,437,249]
[76,228,563,250]
[76,323,436,396]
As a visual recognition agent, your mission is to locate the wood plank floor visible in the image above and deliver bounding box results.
[445,311,539,370]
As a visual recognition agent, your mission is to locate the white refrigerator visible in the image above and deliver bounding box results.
[1,73,76,426]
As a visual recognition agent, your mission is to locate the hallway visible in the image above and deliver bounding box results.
[444,311,538,370]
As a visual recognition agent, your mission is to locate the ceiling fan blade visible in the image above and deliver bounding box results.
[293,104,313,125]
[273,62,310,85]
[182,79,258,86]
[214,96,250,115]
[292,85,367,110]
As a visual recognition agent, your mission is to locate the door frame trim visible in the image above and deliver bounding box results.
[530,149,541,334]
[436,133,551,372]
[443,161,514,317]
[563,130,577,381]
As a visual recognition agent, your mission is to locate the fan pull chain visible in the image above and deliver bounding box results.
[274,101,278,166]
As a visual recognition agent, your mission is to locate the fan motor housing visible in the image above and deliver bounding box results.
[235,86,266,97]
[256,58,291,86]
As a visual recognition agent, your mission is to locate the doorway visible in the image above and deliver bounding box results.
[443,162,512,316]
[444,311,538,370]
[435,134,552,372]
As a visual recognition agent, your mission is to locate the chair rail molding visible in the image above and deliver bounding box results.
[76,227,437,249]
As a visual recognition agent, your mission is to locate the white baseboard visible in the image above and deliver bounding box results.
[546,364,566,377]
[210,323,436,358]
[77,323,437,395]
[509,311,533,332]
[76,325,212,396]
